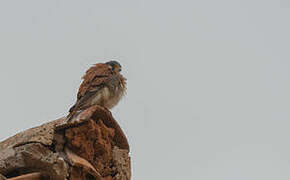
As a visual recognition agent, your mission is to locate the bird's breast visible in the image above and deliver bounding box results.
[90,85,125,109]
[104,85,125,109]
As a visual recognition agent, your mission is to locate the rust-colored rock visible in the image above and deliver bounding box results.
[65,119,114,177]
[0,105,131,180]
[65,148,101,180]
[6,172,43,180]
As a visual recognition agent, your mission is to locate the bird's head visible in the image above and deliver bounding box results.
[106,61,122,73]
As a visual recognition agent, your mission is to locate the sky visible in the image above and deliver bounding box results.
[0,0,290,179]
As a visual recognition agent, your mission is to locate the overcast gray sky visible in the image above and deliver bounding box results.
[0,0,290,179]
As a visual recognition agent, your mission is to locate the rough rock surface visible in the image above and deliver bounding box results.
[0,106,130,180]
[0,174,6,180]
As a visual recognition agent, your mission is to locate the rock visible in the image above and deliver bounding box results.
[5,172,43,180]
[0,174,6,180]
[0,105,131,180]
[0,143,68,179]
[112,147,131,180]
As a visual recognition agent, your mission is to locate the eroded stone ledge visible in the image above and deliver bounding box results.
[0,106,130,180]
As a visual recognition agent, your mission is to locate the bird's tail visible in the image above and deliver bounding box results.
[69,104,76,113]
[67,104,77,121]
[66,111,77,121]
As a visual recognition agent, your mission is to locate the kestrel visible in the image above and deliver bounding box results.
[68,61,126,119]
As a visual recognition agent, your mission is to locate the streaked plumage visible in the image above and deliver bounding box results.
[68,61,126,119]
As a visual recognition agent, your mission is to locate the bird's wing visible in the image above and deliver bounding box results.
[69,63,113,113]
[77,63,113,100]
[69,85,103,113]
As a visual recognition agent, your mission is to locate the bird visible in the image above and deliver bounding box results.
[68,61,126,119]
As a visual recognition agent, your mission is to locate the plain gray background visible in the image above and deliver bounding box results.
[0,0,290,179]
